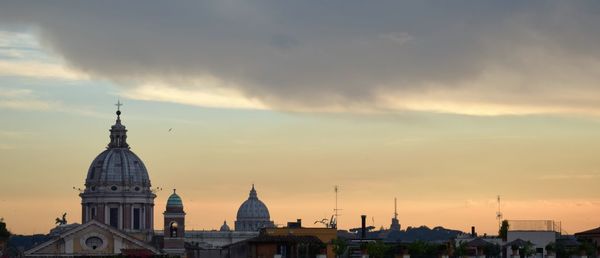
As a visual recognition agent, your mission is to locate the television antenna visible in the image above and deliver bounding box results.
[394,197,398,220]
[333,185,342,229]
[496,195,503,229]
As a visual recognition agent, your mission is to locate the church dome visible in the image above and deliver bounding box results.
[167,190,183,207]
[86,149,151,188]
[236,185,270,220]
[235,185,274,231]
[220,221,231,231]
[80,104,156,239]
[84,109,151,191]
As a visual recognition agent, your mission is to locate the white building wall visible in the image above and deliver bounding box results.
[507,231,557,257]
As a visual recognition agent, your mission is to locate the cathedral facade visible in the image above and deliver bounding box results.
[25,106,275,257]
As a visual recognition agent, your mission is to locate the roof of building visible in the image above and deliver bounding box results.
[504,238,531,247]
[466,238,493,248]
[247,235,323,244]
[25,220,161,256]
[574,226,600,236]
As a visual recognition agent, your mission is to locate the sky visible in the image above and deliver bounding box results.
[1,0,600,235]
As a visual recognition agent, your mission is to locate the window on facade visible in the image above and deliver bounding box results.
[133,208,141,230]
[170,221,178,237]
[109,207,119,228]
[85,236,103,250]
[91,207,96,220]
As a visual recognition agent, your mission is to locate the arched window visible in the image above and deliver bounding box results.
[170,221,178,237]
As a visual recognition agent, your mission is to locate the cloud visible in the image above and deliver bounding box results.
[0,88,58,111]
[0,87,101,117]
[0,30,87,80]
[0,60,86,80]
[2,1,600,114]
[120,81,267,110]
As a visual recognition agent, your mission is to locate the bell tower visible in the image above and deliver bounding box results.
[163,189,186,256]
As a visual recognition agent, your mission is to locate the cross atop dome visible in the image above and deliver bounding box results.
[108,100,129,149]
[115,100,123,117]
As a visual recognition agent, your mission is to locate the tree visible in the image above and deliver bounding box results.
[484,243,501,257]
[0,218,11,241]
[407,241,438,258]
[454,241,468,258]
[331,238,348,258]
[578,241,596,257]
[366,241,389,258]
[520,241,535,257]
[498,220,509,241]
[545,242,556,255]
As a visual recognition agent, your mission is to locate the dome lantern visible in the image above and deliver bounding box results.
[108,100,129,149]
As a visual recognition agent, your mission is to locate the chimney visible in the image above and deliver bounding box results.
[471,226,476,237]
[287,219,302,228]
[361,215,367,239]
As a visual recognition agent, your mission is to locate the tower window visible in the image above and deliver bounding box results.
[91,207,96,220]
[170,221,178,237]
[109,208,119,228]
[133,208,141,230]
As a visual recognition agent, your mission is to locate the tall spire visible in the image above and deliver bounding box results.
[108,100,129,149]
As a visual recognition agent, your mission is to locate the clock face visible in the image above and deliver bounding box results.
[85,236,103,250]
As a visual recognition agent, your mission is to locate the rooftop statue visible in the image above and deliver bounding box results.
[55,213,67,226]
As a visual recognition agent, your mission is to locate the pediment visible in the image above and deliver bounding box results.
[25,220,160,256]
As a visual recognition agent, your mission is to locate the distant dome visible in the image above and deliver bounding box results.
[236,185,270,220]
[167,190,183,207]
[220,221,231,231]
[235,185,274,231]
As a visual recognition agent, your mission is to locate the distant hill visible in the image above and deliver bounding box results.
[7,234,52,254]
[364,225,464,242]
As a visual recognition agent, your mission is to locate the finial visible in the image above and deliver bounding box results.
[249,183,258,199]
[115,100,123,116]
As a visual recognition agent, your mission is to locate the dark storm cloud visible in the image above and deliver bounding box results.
[2,1,600,111]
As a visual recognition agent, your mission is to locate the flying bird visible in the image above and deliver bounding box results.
[168,128,173,132]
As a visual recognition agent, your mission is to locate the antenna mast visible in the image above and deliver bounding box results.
[496,195,503,229]
[394,197,398,220]
[334,185,342,229]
